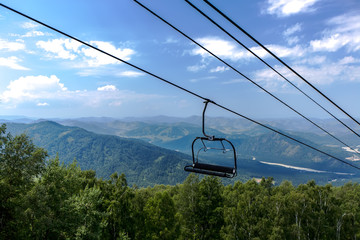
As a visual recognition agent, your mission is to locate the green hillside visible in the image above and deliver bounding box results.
[5,121,190,186]
[4,119,359,186]
[58,117,358,173]
[2,125,360,240]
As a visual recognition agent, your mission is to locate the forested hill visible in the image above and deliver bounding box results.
[5,119,360,186]
[5,121,190,186]
[57,117,360,180]
[2,122,360,239]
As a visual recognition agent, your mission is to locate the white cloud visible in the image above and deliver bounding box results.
[339,56,360,65]
[10,30,51,38]
[283,23,302,45]
[81,41,135,67]
[117,71,144,77]
[187,64,207,72]
[164,37,179,44]
[0,39,25,51]
[310,33,348,52]
[210,66,229,73]
[191,37,305,62]
[23,30,45,37]
[76,68,102,77]
[272,45,305,57]
[21,21,39,29]
[254,61,360,91]
[286,36,300,45]
[266,0,320,17]
[1,75,67,103]
[310,13,360,52]
[97,85,117,91]
[250,44,305,58]
[37,102,49,106]
[192,37,247,61]
[36,39,82,60]
[295,55,326,65]
[36,39,135,66]
[77,69,144,78]
[283,23,302,36]
[329,13,360,34]
[253,66,290,91]
[0,75,163,109]
[292,64,360,84]
[109,101,123,107]
[0,56,29,70]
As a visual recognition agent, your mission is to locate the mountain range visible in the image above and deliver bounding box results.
[3,116,360,186]
[5,121,190,186]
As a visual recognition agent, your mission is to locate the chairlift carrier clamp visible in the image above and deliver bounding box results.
[184,100,237,178]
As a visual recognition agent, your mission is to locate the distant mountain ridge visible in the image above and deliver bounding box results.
[3,115,360,136]
[2,116,360,185]
[5,121,190,186]
[56,117,358,171]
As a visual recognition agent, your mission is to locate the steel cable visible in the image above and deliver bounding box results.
[134,0,360,158]
[1,2,359,171]
[204,0,360,133]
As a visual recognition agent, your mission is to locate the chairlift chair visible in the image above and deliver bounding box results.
[184,100,237,178]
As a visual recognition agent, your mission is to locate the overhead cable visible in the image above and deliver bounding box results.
[1,2,359,171]
[204,0,360,132]
[0,3,207,102]
[212,102,360,171]
[186,0,360,139]
[133,0,360,158]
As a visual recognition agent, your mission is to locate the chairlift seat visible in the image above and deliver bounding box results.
[184,162,236,178]
[184,136,237,178]
[193,162,235,174]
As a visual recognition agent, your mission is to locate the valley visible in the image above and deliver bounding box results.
[2,116,360,186]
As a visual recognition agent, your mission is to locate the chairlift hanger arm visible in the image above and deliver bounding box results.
[202,99,215,140]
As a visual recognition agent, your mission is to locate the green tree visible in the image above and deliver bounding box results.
[222,178,275,240]
[144,191,178,239]
[196,176,224,240]
[175,174,200,239]
[335,182,360,240]
[22,157,97,239]
[130,187,149,240]
[62,186,106,240]
[130,184,176,239]
[0,124,47,239]
[176,174,224,240]
[268,180,294,240]
[100,172,135,239]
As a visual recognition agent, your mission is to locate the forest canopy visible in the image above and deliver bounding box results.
[1,123,360,240]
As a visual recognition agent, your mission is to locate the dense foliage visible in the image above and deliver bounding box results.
[1,123,360,239]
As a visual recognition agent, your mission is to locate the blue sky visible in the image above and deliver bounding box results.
[0,0,359,120]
